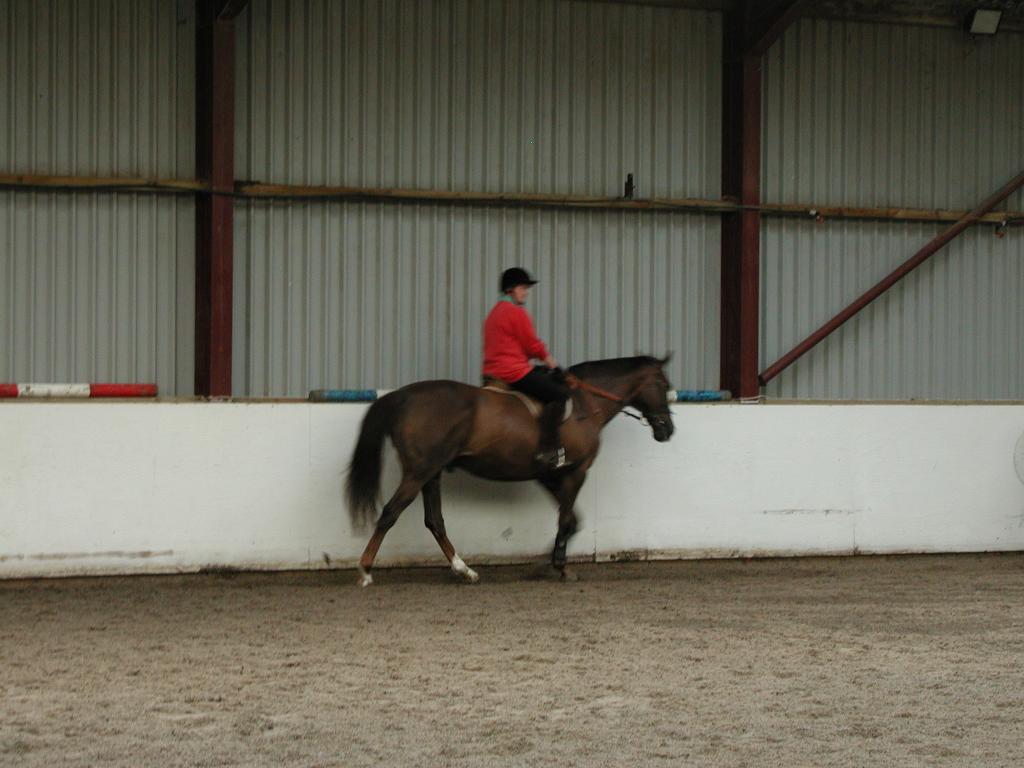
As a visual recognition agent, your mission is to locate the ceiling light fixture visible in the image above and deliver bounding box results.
[965,9,1003,35]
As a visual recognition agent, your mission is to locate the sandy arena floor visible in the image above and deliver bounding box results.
[2,554,1024,767]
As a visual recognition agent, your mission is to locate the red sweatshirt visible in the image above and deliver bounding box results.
[482,299,550,382]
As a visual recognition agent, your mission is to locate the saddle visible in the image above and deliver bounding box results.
[480,377,579,422]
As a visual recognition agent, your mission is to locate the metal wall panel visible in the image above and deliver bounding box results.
[762,19,1024,399]
[0,0,194,394]
[236,0,721,197]
[234,202,719,395]
[233,0,723,396]
[762,219,1024,399]
[763,18,1024,212]
[0,193,195,393]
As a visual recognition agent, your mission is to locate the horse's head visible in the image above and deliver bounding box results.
[628,355,675,443]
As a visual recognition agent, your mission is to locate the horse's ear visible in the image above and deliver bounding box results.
[659,352,673,367]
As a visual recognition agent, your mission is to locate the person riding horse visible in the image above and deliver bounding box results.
[483,267,571,470]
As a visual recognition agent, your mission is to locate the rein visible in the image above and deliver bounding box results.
[564,373,624,403]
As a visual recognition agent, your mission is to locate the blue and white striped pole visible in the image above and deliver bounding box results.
[309,389,394,402]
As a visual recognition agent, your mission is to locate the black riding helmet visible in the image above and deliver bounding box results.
[500,267,538,293]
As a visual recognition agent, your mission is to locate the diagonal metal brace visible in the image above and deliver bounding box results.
[760,168,1024,387]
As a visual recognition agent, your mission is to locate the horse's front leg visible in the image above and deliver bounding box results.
[540,469,586,581]
[552,507,580,581]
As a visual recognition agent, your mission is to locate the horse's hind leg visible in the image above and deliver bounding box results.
[356,476,423,587]
[422,474,478,584]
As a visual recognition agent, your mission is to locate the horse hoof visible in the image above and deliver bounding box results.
[559,568,579,582]
[451,555,480,584]
[357,568,373,587]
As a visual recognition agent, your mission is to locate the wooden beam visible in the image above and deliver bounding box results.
[804,12,1024,34]
[1,173,1020,225]
[235,182,734,212]
[194,0,236,398]
[756,201,1023,225]
[0,174,204,193]
[591,0,736,10]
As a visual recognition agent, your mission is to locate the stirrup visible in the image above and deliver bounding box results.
[536,447,567,470]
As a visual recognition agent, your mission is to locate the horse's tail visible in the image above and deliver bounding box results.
[346,390,407,530]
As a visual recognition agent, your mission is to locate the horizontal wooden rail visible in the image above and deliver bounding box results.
[0,173,204,193]
[238,181,735,213]
[1,172,1022,225]
[762,201,1023,225]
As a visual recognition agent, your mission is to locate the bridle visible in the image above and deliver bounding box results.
[564,371,671,429]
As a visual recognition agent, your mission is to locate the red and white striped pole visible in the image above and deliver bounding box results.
[0,383,158,398]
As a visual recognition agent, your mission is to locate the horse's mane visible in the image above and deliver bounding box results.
[567,356,662,381]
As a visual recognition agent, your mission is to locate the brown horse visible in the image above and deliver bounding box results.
[345,355,675,586]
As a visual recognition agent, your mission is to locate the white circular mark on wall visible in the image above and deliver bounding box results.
[1016,432,1024,486]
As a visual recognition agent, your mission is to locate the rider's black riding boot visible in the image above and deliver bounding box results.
[535,400,567,470]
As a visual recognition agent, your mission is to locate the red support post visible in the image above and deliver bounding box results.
[720,1,804,400]
[720,13,762,399]
[194,0,237,397]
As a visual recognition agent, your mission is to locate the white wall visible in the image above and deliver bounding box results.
[2,402,1023,579]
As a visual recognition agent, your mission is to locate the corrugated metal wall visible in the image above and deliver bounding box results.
[234,202,718,392]
[762,19,1024,399]
[0,0,194,394]
[233,0,722,395]
[9,3,1015,401]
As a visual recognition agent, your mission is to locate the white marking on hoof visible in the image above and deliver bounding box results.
[451,554,479,583]
[357,567,373,587]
